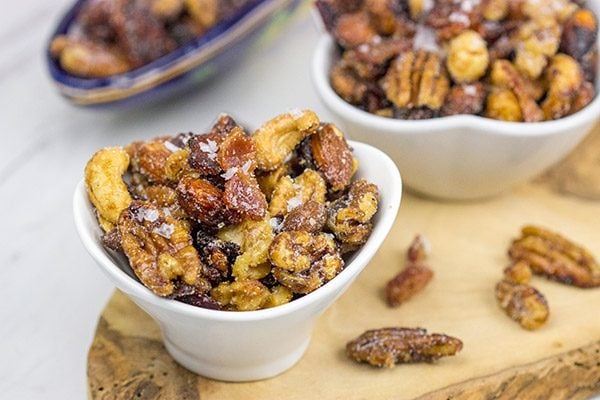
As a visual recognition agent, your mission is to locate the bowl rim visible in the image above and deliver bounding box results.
[73,140,402,322]
[312,35,600,137]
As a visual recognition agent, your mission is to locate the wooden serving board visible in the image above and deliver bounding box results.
[88,127,600,400]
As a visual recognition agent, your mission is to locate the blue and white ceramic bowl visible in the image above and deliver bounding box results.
[47,0,301,108]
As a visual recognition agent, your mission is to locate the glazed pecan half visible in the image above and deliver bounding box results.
[346,327,463,368]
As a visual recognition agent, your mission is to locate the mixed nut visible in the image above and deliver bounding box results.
[85,110,380,311]
[318,0,598,121]
[50,0,250,78]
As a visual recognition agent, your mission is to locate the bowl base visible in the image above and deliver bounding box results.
[163,334,311,382]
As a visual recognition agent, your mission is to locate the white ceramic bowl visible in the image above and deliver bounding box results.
[312,18,600,200]
[73,141,401,382]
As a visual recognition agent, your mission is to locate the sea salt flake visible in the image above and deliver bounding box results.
[270,217,283,231]
[153,223,175,239]
[464,85,477,96]
[221,167,239,180]
[413,25,440,53]
[199,139,218,160]
[287,195,303,212]
[134,207,159,222]
[288,108,305,119]
[449,12,470,25]
[241,160,253,175]
[164,141,181,153]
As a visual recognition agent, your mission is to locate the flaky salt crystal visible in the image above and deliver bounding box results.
[287,195,303,212]
[449,12,470,25]
[270,217,282,231]
[164,141,181,153]
[288,108,305,119]
[241,160,253,175]
[153,223,175,239]
[199,139,218,160]
[464,85,477,96]
[221,167,239,180]
[413,25,440,53]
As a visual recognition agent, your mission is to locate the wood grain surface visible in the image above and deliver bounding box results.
[88,127,600,400]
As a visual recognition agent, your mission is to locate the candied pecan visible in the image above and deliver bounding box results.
[488,34,514,64]
[541,54,585,120]
[514,16,561,79]
[281,200,327,233]
[446,30,489,83]
[85,147,132,232]
[253,110,320,171]
[386,265,433,306]
[327,179,379,251]
[441,82,487,116]
[50,36,130,78]
[346,327,463,368]
[508,225,600,288]
[118,201,209,296]
[490,60,544,122]
[129,139,173,184]
[495,280,549,330]
[176,176,237,226]
[269,169,327,217]
[310,123,354,192]
[211,279,271,311]
[503,260,532,284]
[485,86,523,121]
[330,62,369,104]
[315,0,364,31]
[343,38,412,81]
[270,231,344,294]
[218,216,274,280]
[426,0,483,40]
[381,50,450,111]
[561,8,598,60]
[393,107,438,120]
[333,11,378,48]
[134,184,188,220]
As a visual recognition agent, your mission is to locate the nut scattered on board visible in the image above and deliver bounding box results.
[346,327,463,368]
[317,0,598,121]
[386,235,434,307]
[84,110,380,311]
[509,225,600,288]
[495,279,550,331]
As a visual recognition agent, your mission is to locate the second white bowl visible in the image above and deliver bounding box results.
[74,141,401,382]
[312,34,600,200]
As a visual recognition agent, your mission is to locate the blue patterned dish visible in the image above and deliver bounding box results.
[47,0,300,108]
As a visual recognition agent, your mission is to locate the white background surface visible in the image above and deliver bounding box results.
[1,1,598,398]
[0,2,332,398]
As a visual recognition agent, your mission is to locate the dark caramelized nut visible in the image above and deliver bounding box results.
[281,200,327,233]
[311,123,354,191]
[327,179,379,251]
[223,172,267,220]
[386,265,433,306]
[441,82,487,116]
[346,327,463,368]
[509,225,600,288]
[561,8,598,60]
[495,280,549,330]
[333,11,378,48]
[195,232,240,284]
[101,228,122,252]
[176,176,236,226]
